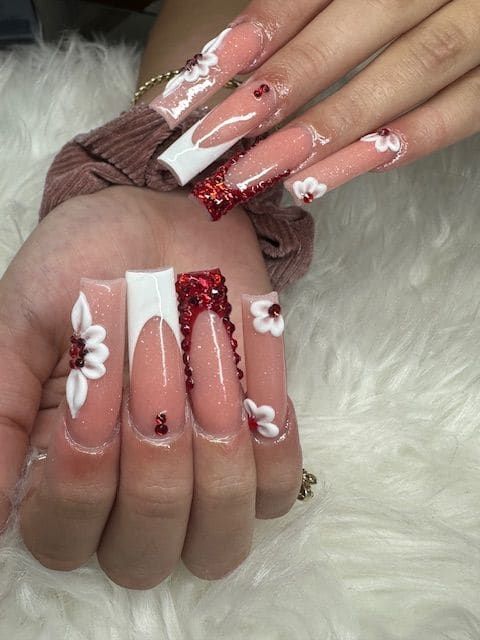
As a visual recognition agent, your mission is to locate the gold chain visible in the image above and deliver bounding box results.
[132,70,242,105]
[297,468,318,501]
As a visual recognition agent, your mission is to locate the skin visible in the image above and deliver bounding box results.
[1,188,302,588]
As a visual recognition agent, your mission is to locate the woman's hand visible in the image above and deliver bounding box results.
[0,187,302,588]
[149,0,480,215]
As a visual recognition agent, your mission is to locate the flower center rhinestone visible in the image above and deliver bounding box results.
[303,193,314,204]
[268,303,282,318]
[176,268,242,389]
[253,83,270,98]
[378,128,390,137]
[154,412,168,436]
[69,334,88,369]
[248,415,259,431]
[184,53,202,71]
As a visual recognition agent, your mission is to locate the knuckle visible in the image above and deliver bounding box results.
[412,20,468,74]
[49,483,113,520]
[123,479,192,520]
[200,473,255,510]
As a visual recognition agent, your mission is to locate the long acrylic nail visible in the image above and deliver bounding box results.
[191,125,317,220]
[150,22,265,128]
[65,278,126,448]
[285,127,405,204]
[126,268,187,439]
[157,80,277,186]
[241,292,287,440]
[175,269,243,436]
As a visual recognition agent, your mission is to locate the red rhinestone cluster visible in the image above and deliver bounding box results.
[268,303,282,318]
[184,53,202,72]
[253,83,270,98]
[191,145,291,221]
[378,127,391,137]
[155,412,168,436]
[69,335,88,370]
[175,268,242,389]
[303,193,314,204]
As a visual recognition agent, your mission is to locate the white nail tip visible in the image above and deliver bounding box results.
[67,292,109,420]
[125,268,181,372]
[157,116,243,186]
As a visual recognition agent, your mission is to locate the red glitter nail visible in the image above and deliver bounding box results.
[175,268,243,389]
[191,146,291,221]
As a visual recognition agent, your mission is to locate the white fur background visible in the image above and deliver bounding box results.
[1,38,480,640]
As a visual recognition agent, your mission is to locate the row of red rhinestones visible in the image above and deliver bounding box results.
[253,83,270,98]
[175,268,242,389]
[69,335,88,370]
[191,143,291,221]
[184,52,202,72]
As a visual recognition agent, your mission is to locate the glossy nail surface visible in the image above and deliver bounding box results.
[285,127,404,204]
[192,126,316,220]
[241,292,287,440]
[158,80,277,186]
[126,269,186,439]
[150,22,264,128]
[65,278,126,448]
[176,269,243,436]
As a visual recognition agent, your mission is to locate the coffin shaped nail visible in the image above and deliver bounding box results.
[241,292,287,440]
[176,268,243,436]
[191,125,316,220]
[126,268,186,439]
[65,278,126,448]
[285,127,405,204]
[150,22,265,128]
[157,80,277,186]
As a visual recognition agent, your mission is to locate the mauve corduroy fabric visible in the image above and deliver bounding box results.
[39,105,314,290]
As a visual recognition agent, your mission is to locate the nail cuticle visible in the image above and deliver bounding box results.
[64,417,120,455]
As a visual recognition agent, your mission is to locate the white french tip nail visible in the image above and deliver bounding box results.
[125,268,181,372]
[157,116,242,186]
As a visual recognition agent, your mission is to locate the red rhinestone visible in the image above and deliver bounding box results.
[230,338,238,349]
[378,128,390,136]
[268,303,282,318]
[155,423,168,435]
[303,194,314,204]
[234,353,241,364]
[75,358,84,368]
[248,416,258,431]
[186,378,194,390]
[237,368,244,380]
[69,346,78,357]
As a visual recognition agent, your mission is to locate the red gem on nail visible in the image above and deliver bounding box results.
[248,415,258,431]
[175,269,243,390]
[68,334,88,370]
[303,193,314,204]
[253,83,270,98]
[191,142,291,220]
[378,128,390,137]
[268,303,282,318]
[155,412,168,435]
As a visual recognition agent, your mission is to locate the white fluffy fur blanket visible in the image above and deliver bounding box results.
[1,37,479,640]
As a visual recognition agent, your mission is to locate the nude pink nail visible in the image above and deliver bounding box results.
[242,292,287,440]
[176,269,243,437]
[65,278,126,448]
[126,269,186,439]
[191,125,316,220]
[157,80,277,186]
[150,22,265,129]
[285,127,405,204]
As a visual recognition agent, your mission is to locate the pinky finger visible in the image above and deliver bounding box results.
[285,67,480,204]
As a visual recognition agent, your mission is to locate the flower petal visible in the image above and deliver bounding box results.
[86,342,109,365]
[202,27,231,54]
[82,357,106,380]
[257,422,280,438]
[162,72,185,96]
[83,324,106,347]
[292,180,305,200]
[201,52,218,67]
[304,176,318,192]
[184,67,200,82]
[376,136,389,153]
[312,182,328,199]
[243,398,258,417]
[66,369,88,419]
[253,315,274,334]
[270,315,285,338]
[71,291,92,334]
[388,134,401,152]
[250,299,271,319]
[361,133,378,143]
[255,404,275,424]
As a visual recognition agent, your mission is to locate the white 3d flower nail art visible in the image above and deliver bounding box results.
[244,399,279,438]
[292,177,328,204]
[66,292,109,419]
[163,28,232,96]
[361,128,401,153]
[250,299,285,337]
